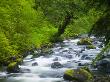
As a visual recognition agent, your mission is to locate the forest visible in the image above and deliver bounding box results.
[0,0,110,82]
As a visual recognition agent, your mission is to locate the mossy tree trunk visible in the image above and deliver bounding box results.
[56,12,73,37]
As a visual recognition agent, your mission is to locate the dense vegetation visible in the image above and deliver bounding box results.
[0,0,110,72]
[0,0,57,65]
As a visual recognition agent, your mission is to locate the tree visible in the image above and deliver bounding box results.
[35,0,85,40]
[87,0,110,44]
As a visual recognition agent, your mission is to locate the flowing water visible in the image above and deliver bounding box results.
[0,36,103,82]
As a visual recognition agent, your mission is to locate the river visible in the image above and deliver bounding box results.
[0,36,103,82]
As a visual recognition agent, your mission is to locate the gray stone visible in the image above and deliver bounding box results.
[53,57,59,61]
[32,62,38,66]
[51,62,63,68]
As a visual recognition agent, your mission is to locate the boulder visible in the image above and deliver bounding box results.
[78,62,90,66]
[51,62,63,68]
[96,58,110,73]
[85,57,92,60]
[63,69,75,81]
[7,62,20,73]
[81,55,88,60]
[63,68,93,82]
[53,57,59,61]
[15,58,23,64]
[66,55,73,59]
[20,69,31,73]
[86,45,96,49]
[96,58,110,66]
[80,48,86,53]
[32,62,38,66]
[77,38,92,45]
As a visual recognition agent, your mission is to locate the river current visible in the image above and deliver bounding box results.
[0,36,103,82]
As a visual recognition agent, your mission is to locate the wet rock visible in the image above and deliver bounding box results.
[78,62,90,66]
[98,44,104,48]
[7,62,20,73]
[20,69,31,73]
[86,45,96,49]
[32,62,38,66]
[96,58,110,66]
[34,50,39,54]
[78,63,84,66]
[96,58,110,73]
[24,55,33,60]
[85,57,92,60]
[93,41,98,44]
[77,38,92,45]
[15,58,23,64]
[53,57,58,61]
[51,62,63,68]
[62,48,69,52]
[63,68,93,82]
[81,55,88,60]
[63,69,74,81]
[63,62,74,68]
[76,52,80,57]
[80,48,86,53]
[53,57,60,61]
[66,55,73,59]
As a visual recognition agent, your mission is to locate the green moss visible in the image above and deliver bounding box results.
[64,68,93,82]
[77,38,93,45]
[7,62,19,73]
[64,69,74,77]
[7,62,17,69]
[15,58,23,64]
[79,68,93,80]
[86,45,96,49]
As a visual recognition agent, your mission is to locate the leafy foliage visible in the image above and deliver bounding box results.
[0,0,110,68]
[0,0,57,65]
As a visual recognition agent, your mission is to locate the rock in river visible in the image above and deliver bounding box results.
[51,62,63,68]
[7,62,20,73]
[63,68,93,82]
[32,62,38,66]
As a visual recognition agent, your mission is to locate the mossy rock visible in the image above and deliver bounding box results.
[64,69,74,77]
[78,68,93,81]
[63,68,93,82]
[15,58,23,64]
[77,38,92,45]
[86,45,96,49]
[63,69,78,81]
[81,66,92,74]
[7,62,20,73]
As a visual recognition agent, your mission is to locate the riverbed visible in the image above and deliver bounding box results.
[0,36,103,82]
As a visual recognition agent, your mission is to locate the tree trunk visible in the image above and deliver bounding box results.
[57,13,73,36]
